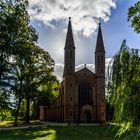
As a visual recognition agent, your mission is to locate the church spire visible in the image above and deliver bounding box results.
[63,17,75,77]
[95,23,105,52]
[65,17,75,47]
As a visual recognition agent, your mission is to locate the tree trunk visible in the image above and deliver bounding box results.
[26,96,30,123]
[14,111,18,126]
[14,97,22,126]
[0,51,4,83]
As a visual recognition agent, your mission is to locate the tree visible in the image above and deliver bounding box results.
[107,40,140,137]
[128,1,140,33]
[23,45,56,123]
[0,0,38,125]
[0,0,14,110]
[7,0,56,124]
[0,0,34,113]
[32,79,59,119]
[0,0,58,125]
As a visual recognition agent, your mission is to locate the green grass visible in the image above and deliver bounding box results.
[0,125,133,140]
[0,120,41,127]
[0,120,13,126]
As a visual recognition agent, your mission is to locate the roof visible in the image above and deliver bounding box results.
[75,67,96,77]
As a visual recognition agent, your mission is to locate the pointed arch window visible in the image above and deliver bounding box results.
[102,112,104,116]
[98,56,100,62]
[66,52,68,57]
[70,97,72,101]
[70,51,72,58]
[101,56,103,62]
[78,83,92,105]
[101,69,103,73]
[102,98,104,103]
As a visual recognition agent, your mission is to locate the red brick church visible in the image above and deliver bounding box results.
[40,18,106,123]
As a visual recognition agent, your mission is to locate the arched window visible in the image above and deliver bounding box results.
[102,112,104,116]
[78,83,92,105]
[98,56,100,62]
[102,98,104,102]
[101,69,103,73]
[101,56,103,62]
[70,97,72,101]
[70,111,73,116]
[70,51,72,58]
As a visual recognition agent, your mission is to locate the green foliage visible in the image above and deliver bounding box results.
[128,1,140,33]
[0,107,11,121]
[31,80,59,119]
[107,40,140,136]
[37,80,59,106]
[0,0,59,123]
[18,99,33,119]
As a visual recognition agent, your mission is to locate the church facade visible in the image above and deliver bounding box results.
[40,18,106,123]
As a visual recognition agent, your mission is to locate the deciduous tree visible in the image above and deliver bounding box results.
[107,40,140,137]
[128,1,140,33]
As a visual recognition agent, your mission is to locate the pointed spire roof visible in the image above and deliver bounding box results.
[95,23,105,52]
[65,17,75,48]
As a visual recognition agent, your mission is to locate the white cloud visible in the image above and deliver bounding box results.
[53,63,64,81]
[54,58,112,82]
[28,0,116,37]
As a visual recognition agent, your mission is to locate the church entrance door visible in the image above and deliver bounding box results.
[84,110,91,123]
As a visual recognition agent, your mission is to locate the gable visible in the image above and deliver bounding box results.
[75,67,96,77]
[75,67,96,87]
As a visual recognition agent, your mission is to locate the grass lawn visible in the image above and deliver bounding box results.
[0,120,41,128]
[0,125,134,140]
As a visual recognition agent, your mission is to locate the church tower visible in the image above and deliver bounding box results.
[95,23,106,122]
[63,17,76,122]
[40,19,107,123]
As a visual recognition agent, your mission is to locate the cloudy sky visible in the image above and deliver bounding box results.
[28,0,140,81]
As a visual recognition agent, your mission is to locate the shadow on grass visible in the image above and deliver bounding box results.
[0,125,135,140]
[0,127,56,140]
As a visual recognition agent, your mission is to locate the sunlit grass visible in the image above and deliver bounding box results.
[33,129,56,140]
[0,120,41,127]
[0,120,13,126]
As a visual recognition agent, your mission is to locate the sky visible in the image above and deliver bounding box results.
[28,0,140,81]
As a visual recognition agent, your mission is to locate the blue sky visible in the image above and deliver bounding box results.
[103,0,140,58]
[28,0,139,80]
